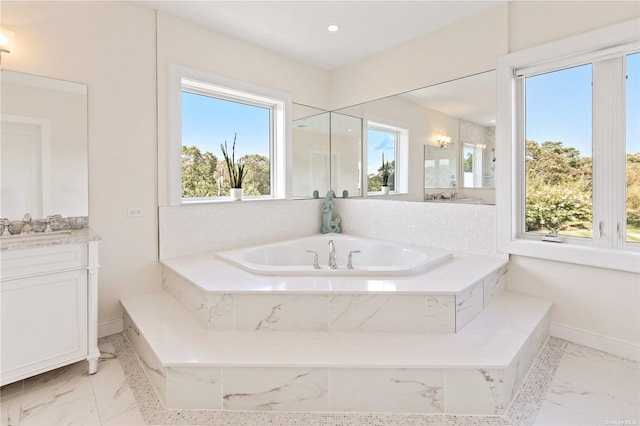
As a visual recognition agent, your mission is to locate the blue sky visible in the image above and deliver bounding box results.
[526,52,639,157]
[181,92,270,158]
[367,129,395,175]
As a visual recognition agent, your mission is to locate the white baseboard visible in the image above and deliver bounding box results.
[550,323,640,362]
[98,318,124,338]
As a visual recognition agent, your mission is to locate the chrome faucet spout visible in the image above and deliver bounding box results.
[328,240,337,269]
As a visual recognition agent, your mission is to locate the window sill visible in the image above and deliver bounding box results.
[498,237,640,273]
[181,197,285,205]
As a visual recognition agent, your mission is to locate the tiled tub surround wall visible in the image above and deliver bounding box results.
[334,200,500,258]
[158,200,502,259]
[122,291,551,414]
[158,200,323,259]
[160,252,507,334]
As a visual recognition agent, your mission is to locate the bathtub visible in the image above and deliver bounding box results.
[215,234,452,276]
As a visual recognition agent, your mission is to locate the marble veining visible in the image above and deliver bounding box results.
[223,368,329,412]
[4,333,636,425]
[330,294,426,332]
[426,294,456,333]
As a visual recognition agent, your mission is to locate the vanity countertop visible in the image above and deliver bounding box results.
[0,228,101,251]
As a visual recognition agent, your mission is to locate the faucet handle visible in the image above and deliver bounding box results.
[306,250,320,269]
[347,250,361,269]
[44,214,62,233]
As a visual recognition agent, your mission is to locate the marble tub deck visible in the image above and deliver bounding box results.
[121,289,551,415]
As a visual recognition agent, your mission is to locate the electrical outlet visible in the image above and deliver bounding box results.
[127,208,144,217]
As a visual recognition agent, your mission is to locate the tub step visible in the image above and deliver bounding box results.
[121,290,551,415]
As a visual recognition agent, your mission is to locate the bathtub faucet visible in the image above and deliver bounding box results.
[328,240,337,269]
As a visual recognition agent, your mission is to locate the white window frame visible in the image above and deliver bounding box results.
[496,19,640,273]
[168,65,291,204]
[364,116,409,195]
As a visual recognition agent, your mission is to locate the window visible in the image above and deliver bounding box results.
[497,19,640,272]
[169,65,290,204]
[366,119,409,194]
[523,64,593,239]
[626,52,640,243]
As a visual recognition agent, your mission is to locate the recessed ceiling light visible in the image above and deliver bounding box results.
[327,24,340,32]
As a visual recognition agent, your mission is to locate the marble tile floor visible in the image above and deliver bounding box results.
[1,334,638,426]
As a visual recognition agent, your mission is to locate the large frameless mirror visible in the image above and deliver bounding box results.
[1,70,88,220]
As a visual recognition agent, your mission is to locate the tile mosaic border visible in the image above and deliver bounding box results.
[102,333,578,425]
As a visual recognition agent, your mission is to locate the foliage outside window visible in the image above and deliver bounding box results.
[181,92,271,199]
[496,20,640,272]
[523,64,594,238]
[367,126,397,192]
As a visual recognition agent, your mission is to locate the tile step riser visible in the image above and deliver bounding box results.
[162,264,507,334]
[123,307,550,415]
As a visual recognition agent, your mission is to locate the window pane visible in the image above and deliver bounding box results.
[627,52,640,242]
[181,92,271,198]
[524,64,593,237]
[367,128,396,192]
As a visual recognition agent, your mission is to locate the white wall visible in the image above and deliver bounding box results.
[330,4,509,109]
[1,1,161,329]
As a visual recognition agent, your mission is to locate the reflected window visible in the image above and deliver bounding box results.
[367,121,409,194]
[367,126,397,192]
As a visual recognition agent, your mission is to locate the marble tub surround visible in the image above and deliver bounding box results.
[121,290,552,414]
[0,226,99,251]
[5,333,637,426]
[161,252,507,333]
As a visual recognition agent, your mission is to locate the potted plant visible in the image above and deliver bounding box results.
[381,153,390,195]
[220,134,246,201]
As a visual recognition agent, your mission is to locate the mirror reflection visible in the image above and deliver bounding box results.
[292,105,362,199]
[292,70,496,203]
[1,71,89,220]
[292,104,330,198]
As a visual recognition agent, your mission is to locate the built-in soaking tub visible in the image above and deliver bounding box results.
[215,233,452,276]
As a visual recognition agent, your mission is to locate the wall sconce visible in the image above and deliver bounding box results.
[0,28,15,64]
[437,134,453,148]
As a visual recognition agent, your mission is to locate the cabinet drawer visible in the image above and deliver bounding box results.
[1,244,87,280]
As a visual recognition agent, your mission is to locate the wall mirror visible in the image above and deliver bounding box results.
[333,70,496,203]
[292,103,362,199]
[1,70,88,220]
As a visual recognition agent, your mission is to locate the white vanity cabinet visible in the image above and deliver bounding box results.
[0,235,100,386]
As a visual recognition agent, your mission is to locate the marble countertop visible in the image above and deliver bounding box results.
[0,228,101,251]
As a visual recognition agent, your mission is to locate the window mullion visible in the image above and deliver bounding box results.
[593,58,626,249]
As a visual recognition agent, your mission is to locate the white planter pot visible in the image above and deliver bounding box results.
[381,185,390,195]
[230,188,243,201]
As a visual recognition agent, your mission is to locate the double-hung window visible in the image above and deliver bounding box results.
[169,65,289,204]
[497,19,640,272]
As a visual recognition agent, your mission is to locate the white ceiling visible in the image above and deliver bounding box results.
[138,1,503,70]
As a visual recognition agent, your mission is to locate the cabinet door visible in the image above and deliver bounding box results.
[1,269,88,385]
